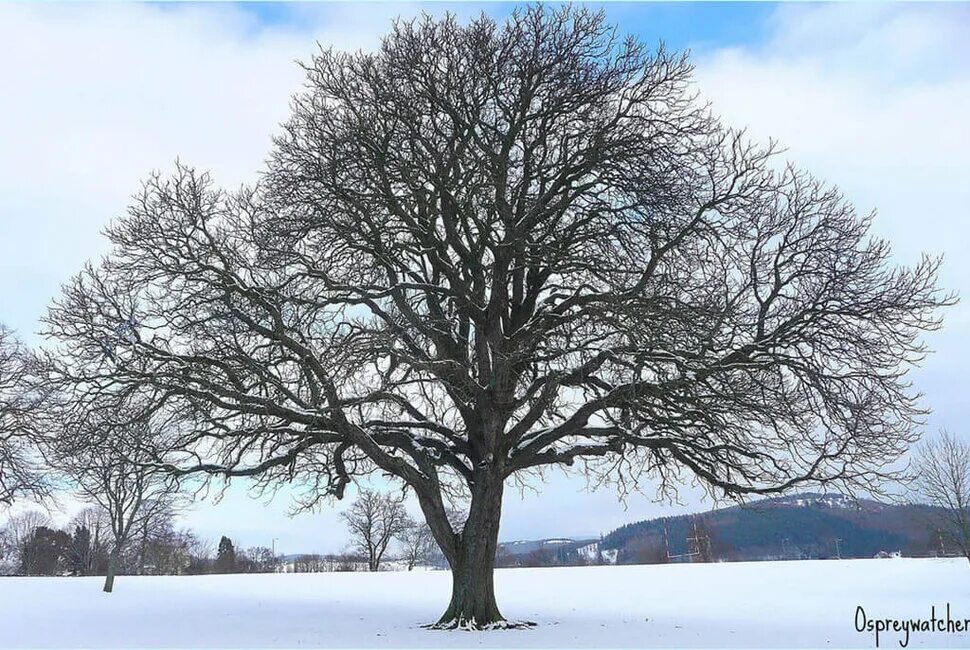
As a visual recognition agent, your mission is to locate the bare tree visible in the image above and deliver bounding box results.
[0,510,51,575]
[398,518,437,570]
[49,411,184,592]
[342,489,410,571]
[181,530,214,575]
[914,430,970,563]
[44,6,951,627]
[0,326,47,505]
[125,499,182,575]
[67,507,111,576]
[243,546,280,573]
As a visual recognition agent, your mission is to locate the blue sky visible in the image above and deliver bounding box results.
[227,1,777,50]
[1,2,968,554]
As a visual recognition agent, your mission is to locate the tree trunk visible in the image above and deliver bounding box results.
[429,470,526,630]
[437,537,503,628]
[103,549,119,593]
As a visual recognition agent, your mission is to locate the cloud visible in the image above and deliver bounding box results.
[0,2,508,343]
[0,5,286,337]
[693,2,970,430]
[0,3,427,342]
[0,2,392,547]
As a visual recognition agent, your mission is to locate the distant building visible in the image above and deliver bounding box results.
[576,541,618,565]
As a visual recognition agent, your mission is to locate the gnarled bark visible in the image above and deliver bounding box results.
[425,471,532,630]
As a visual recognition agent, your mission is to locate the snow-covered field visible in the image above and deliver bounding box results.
[1,558,967,648]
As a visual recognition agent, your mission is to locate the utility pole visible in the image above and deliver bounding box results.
[663,519,671,562]
[834,538,842,560]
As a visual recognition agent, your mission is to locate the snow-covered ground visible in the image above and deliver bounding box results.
[1,558,967,648]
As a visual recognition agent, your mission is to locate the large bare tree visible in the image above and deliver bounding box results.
[914,430,970,563]
[44,7,950,627]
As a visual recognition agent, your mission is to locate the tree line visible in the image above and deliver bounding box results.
[0,489,444,579]
[0,508,271,577]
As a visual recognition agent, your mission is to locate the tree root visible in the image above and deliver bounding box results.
[422,617,537,631]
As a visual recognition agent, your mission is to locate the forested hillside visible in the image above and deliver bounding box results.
[601,493,948,563]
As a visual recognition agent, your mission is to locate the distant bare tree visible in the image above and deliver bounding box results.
[70,506,111,543]
[292,553,323,573]
[49,409,184,592]
[0,510,50,575]
[0,527,10,573]
[128,500,179,575]
[44,6,952,626]
[243,546,279,573]
[333,554,359,572]
[914,430,970,564]
[139,523,192,575]
[66,507,111,576]
[0,326,47,505]
[398,518,437,570]
[182,530,213,575]
[343,489,410,571]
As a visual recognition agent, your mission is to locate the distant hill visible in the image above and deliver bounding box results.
[498,537,597,555]
[283,494,950,569]
[599,493,949,563]
[496,537,597,566]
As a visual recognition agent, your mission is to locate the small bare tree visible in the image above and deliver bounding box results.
[342,489,410,571]
[51,410,184,592]
[0,326,47,505]
[398,518,437,570]
[914,430,970,563]
[67,506,111,576]
[0,510,50,575]
[243,546,279,573]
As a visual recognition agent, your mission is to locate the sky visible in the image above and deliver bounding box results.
[1,2,968,555]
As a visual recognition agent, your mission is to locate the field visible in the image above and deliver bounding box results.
[1,558,967,648]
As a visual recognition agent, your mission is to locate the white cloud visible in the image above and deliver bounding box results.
[0,2,412,548]
[0,3,419,343]
[694,2,970,431]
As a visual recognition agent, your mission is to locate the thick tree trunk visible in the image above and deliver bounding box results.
[428,470,529,630]
[102,550,119,593]
[437,537,503,628]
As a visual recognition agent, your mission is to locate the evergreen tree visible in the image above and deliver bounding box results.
[214,535,237,574]
[67,525,92,576]
[21,526,71,576]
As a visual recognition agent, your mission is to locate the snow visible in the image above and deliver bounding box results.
[772,493,871,510]
[1,558,968,648]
